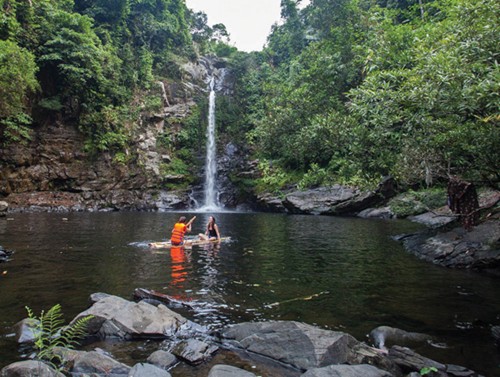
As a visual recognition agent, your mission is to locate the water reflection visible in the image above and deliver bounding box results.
[170,246,189,288]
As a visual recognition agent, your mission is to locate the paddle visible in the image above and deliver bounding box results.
[186,216,196,227]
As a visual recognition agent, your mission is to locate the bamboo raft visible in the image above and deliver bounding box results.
[148,237,230,249]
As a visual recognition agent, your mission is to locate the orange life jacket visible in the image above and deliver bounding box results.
[171,222,187,244]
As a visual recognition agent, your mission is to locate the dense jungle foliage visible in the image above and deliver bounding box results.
[224,0,499,192]
[1,0,498,192]
[0,0,226,156]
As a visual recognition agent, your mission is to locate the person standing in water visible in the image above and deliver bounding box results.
[199,216,221,241]
[171,216,196,246]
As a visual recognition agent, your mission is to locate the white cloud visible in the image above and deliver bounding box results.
[185,0,283,52]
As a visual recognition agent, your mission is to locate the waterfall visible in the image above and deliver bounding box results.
[201,77,220,211]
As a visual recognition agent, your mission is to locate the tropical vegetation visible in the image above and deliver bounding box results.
[0,0,498,194]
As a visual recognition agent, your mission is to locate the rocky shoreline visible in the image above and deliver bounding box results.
[1,292,488,377]
[395,190,500,275]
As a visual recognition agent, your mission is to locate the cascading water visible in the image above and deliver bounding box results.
[200,77,220,211]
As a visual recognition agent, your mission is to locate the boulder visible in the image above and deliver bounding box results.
[171,338,218,365]
[388,346,482,376]
[220,321,359,371]
[300,364,393,377]
[13,317,41,344]
[358,207,394,219]
[347,343,401,376]
[70,294,188,339]
[89,292,113,304]
[281,180,395,216]
[208,364,257,377]
[256,193,287,213]
[408,208,456,228]
[402,220,500,271]
[369,326,432,350]
[128,363,171,377]
[55,348,131,376]
[388,346,444,374]
[283,186,359,215]
[0,360,64,377]
[146,350,177,370]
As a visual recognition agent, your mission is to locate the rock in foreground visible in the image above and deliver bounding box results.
[71,294,189,339]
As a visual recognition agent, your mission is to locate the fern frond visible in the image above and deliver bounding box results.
[42,304,65,337]
[60,315,93,348]
[25,306,34,319]
[24,304,93,371]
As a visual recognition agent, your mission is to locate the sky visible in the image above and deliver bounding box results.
[184,0,284,52]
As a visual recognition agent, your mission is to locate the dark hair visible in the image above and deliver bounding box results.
[210,216,216,224]
[179,216,186,223]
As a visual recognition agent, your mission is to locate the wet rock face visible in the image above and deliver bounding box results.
[0,118,184,211]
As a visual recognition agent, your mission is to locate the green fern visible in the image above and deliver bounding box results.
[25,304,93,369]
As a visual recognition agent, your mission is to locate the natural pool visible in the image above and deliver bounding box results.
[0,212,499,376]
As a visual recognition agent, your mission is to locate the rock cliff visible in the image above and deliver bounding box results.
[0,56,235,212]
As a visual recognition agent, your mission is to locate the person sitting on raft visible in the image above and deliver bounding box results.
[198,216,221,242]
[171,216,195,246]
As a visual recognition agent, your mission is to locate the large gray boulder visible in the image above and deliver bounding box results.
[146,350,177,370]
[300,364,393,377]
[220,321,359,371]
[208,364,257,377]
[128,363,171,377]
[70,294,188,339]
[358,207,394,219]
[369,326,432,350]
[402,220,500,271]
[171,338,218,365]
[283,186,360,215]
[281,178,395,216]
[408,208,456,228]
[54,348,131,376]
[13,317,40,344]
[0,360,64,377]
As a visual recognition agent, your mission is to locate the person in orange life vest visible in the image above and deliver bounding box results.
[198,216,221,241]
[170,216,195,246]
